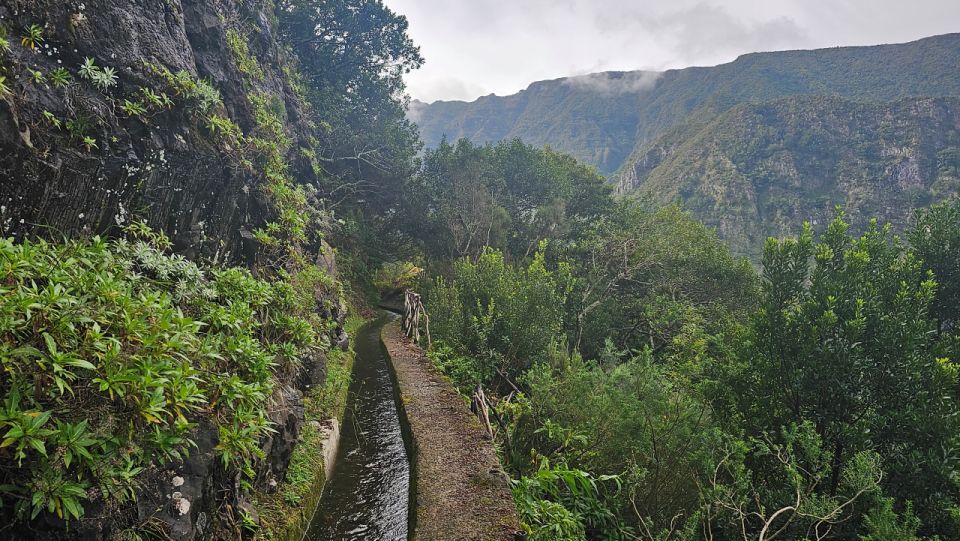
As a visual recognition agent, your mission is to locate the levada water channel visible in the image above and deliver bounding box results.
[307,314,412,540]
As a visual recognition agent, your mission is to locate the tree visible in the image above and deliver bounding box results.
[735,211,960,536]
[406,138,612,265]
[563,203,757,360]
[909,199,960,336]
[278,0,423,219]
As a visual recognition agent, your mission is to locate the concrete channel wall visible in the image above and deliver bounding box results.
[381,322,520,541]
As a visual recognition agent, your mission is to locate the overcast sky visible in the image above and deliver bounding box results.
[381,0,960,103]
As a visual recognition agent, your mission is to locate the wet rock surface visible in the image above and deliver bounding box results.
[0,3,344,536]
[0,0,315,264]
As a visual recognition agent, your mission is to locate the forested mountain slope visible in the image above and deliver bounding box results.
[413,33,960,176]
[622,96,960,258]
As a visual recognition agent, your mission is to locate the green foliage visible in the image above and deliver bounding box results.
[94,66,119,91]
[120,99,147,118]
[860,498,927,541]
[139,87,173,110]
[0,75,11,97]
[910,198,960,336]
[48,68,71,89]
[78,57,98,80]
[729,210,960,536]
[0,228,334,523]
[278,0,423,244]
[408,138,612,263]
[373,261,422,292]
[65,115,93,141]
[20,24,43,50]
[0,27,10,54]
[565,203,757,360]
[416,142,958,539]
[206,113,243,142]
[703,423,886,541]
[425,343,486,389]
[78,58,118,92]
[145,62,223,114]
[226,29,264,81]
[426,247,571,383]
[513,345,716,532]
[513,460,624,540]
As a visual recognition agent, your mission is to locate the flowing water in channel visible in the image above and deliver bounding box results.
[307,315,410,540]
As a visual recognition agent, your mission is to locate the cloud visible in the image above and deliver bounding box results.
[406,99,427,122]
[384,0,960,102]
[403,73,490,103]
[658,4,812,63]
[563,71,662,95]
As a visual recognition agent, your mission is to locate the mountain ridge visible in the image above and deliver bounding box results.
[411,32,960,176]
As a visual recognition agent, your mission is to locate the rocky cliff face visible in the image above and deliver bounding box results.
[0,0,315,264]
[0,1,346,539]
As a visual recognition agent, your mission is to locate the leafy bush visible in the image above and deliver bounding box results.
[511,343,716,534]
[373,261,423,293]
[512,460,624,541]
[425,246,571,384]
[0,228,334,523]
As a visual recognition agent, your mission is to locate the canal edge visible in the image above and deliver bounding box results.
[252,344,356,541]
[380,315,421,540]
[381,320,521,541]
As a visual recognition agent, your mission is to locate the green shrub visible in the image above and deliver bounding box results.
[0,229,334,523]
[424,246,571,384]
[512,461,623,540]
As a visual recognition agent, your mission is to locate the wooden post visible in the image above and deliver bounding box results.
[402,289,431,348]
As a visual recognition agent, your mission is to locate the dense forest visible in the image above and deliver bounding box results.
[0,1,958,540]
[402,139,960,541]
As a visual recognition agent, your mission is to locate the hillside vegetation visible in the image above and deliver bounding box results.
[2,2,960,541]
[400,138,960,540]
[0,0,418,538]
[623,96,960,258]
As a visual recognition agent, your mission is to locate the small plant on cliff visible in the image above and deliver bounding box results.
[139,86,173,109]
[48,68,71,88]
[20,24,43,50]
[0,76,10,97]
[78,57,98,80]
[0,27,11,54]
[81,136,97,151]
[27,69,45,85]
[77,58,117,91]
[92,66,118,91]
[41,111,61,129]
[145,63,222,114]
[65,115,93,140]
[120,99,147,118]
[206,113,244,143]
[226,29,264,81]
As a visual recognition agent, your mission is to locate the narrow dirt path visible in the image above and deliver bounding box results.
[381,322,520,541]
